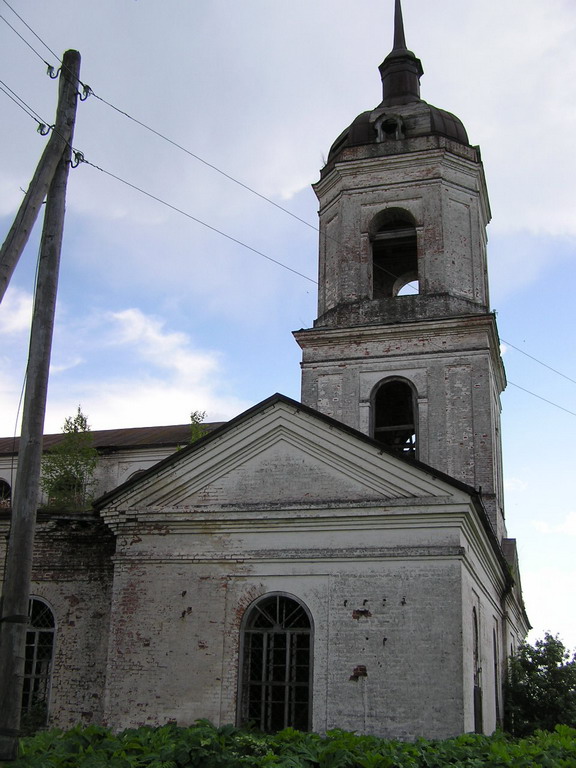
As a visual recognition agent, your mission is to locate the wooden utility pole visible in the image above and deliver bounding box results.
[0,49,80,761]
[0,55,81,305]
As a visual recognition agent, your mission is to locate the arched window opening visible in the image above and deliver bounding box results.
[493,627,501,727]
[0,479,11,508]
[239,593,312,733]
[473,608,483,734]
[373,380,416,458]
[393,275,419,297]
[372,216,418,299]
[22,598,56,729]
[376,115,405,142]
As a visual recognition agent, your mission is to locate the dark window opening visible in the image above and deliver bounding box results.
[240,594,312,733]
[373,380,416,458]
[493,627,501,727]
[372,220,418,299]
[473,608,483,734]
[22,598,55,731]
[0,480,11,509]
[376,116,405,142]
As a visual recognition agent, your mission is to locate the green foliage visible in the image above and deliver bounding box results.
[19,704,48,737]
[189,410,208,444]
[40,406,98,511]
[505,633,576,737]
[5,721,576,768]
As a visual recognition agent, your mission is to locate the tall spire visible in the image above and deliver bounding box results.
[393,0,407,50]
[379,0,423,106]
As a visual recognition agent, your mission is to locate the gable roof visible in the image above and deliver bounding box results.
[90,392,514,591]
[94,393,485,517]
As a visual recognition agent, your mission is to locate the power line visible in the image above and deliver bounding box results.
[5,73,576,413]
[0,3,86,93]
[0,0,60,62]
[0,1,415,294]
[5,114,576,425]
[0,78,48,126]
[3,0,576,412]
[89,92,322,237]
[4,86,575,419]
[0,12,51,67]
[1,1,322,237]
[0,72,315,286]
[502,339,576,387]
[79,156,318,285]
[507,381,576,418]
[0,78,82,154]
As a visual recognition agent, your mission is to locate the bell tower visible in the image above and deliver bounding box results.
[294,0,507,541]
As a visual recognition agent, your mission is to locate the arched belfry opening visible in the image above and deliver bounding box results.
[238,593,312,733]
[373,379,417,458]
[371,209,418,299]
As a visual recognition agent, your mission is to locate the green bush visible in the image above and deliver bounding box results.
[3,721,576,768]
[505,633,576,737]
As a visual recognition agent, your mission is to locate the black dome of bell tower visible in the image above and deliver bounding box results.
[325,0,469,170]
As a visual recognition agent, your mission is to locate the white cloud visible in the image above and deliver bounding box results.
[0,287,33,334]
[522,565,576,648]
[106,308,220,380]
[504,477,527,493]
[64,377,244,432]
[49,357,84,375]
[0,304,250,435]
[44,307,250,431]
[533,512,576,537]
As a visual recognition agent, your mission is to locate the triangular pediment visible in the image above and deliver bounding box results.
[97,396,471,514]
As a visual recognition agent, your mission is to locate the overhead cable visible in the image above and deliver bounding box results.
[507,381,576,418]
[0,0,60,61]
[0,12,51,67]
[78,156,318,285]
[502,339,576,386]
[0,78,48,127]
[3,0,576,409]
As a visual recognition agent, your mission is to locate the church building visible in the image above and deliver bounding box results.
[0,1,528,741]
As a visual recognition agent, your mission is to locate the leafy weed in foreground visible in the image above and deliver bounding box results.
[3,721,576,768]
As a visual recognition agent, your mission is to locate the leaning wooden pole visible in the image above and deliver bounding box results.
[0,55,81,305]
[0,50,80,761]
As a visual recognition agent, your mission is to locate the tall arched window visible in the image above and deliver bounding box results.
[22,597,56,727]
[373,380,416,458]
[493,626,501,727]
[0,479,11,508]
[371,211,418,299]
[239,593,312,732]
[472,607,483,734]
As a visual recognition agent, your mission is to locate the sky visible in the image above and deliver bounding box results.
[1,0,576,652]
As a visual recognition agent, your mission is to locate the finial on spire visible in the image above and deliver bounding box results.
[393,0,407,51]
[379,0,423,106]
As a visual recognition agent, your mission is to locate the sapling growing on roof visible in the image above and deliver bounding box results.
[40,406,98,510]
